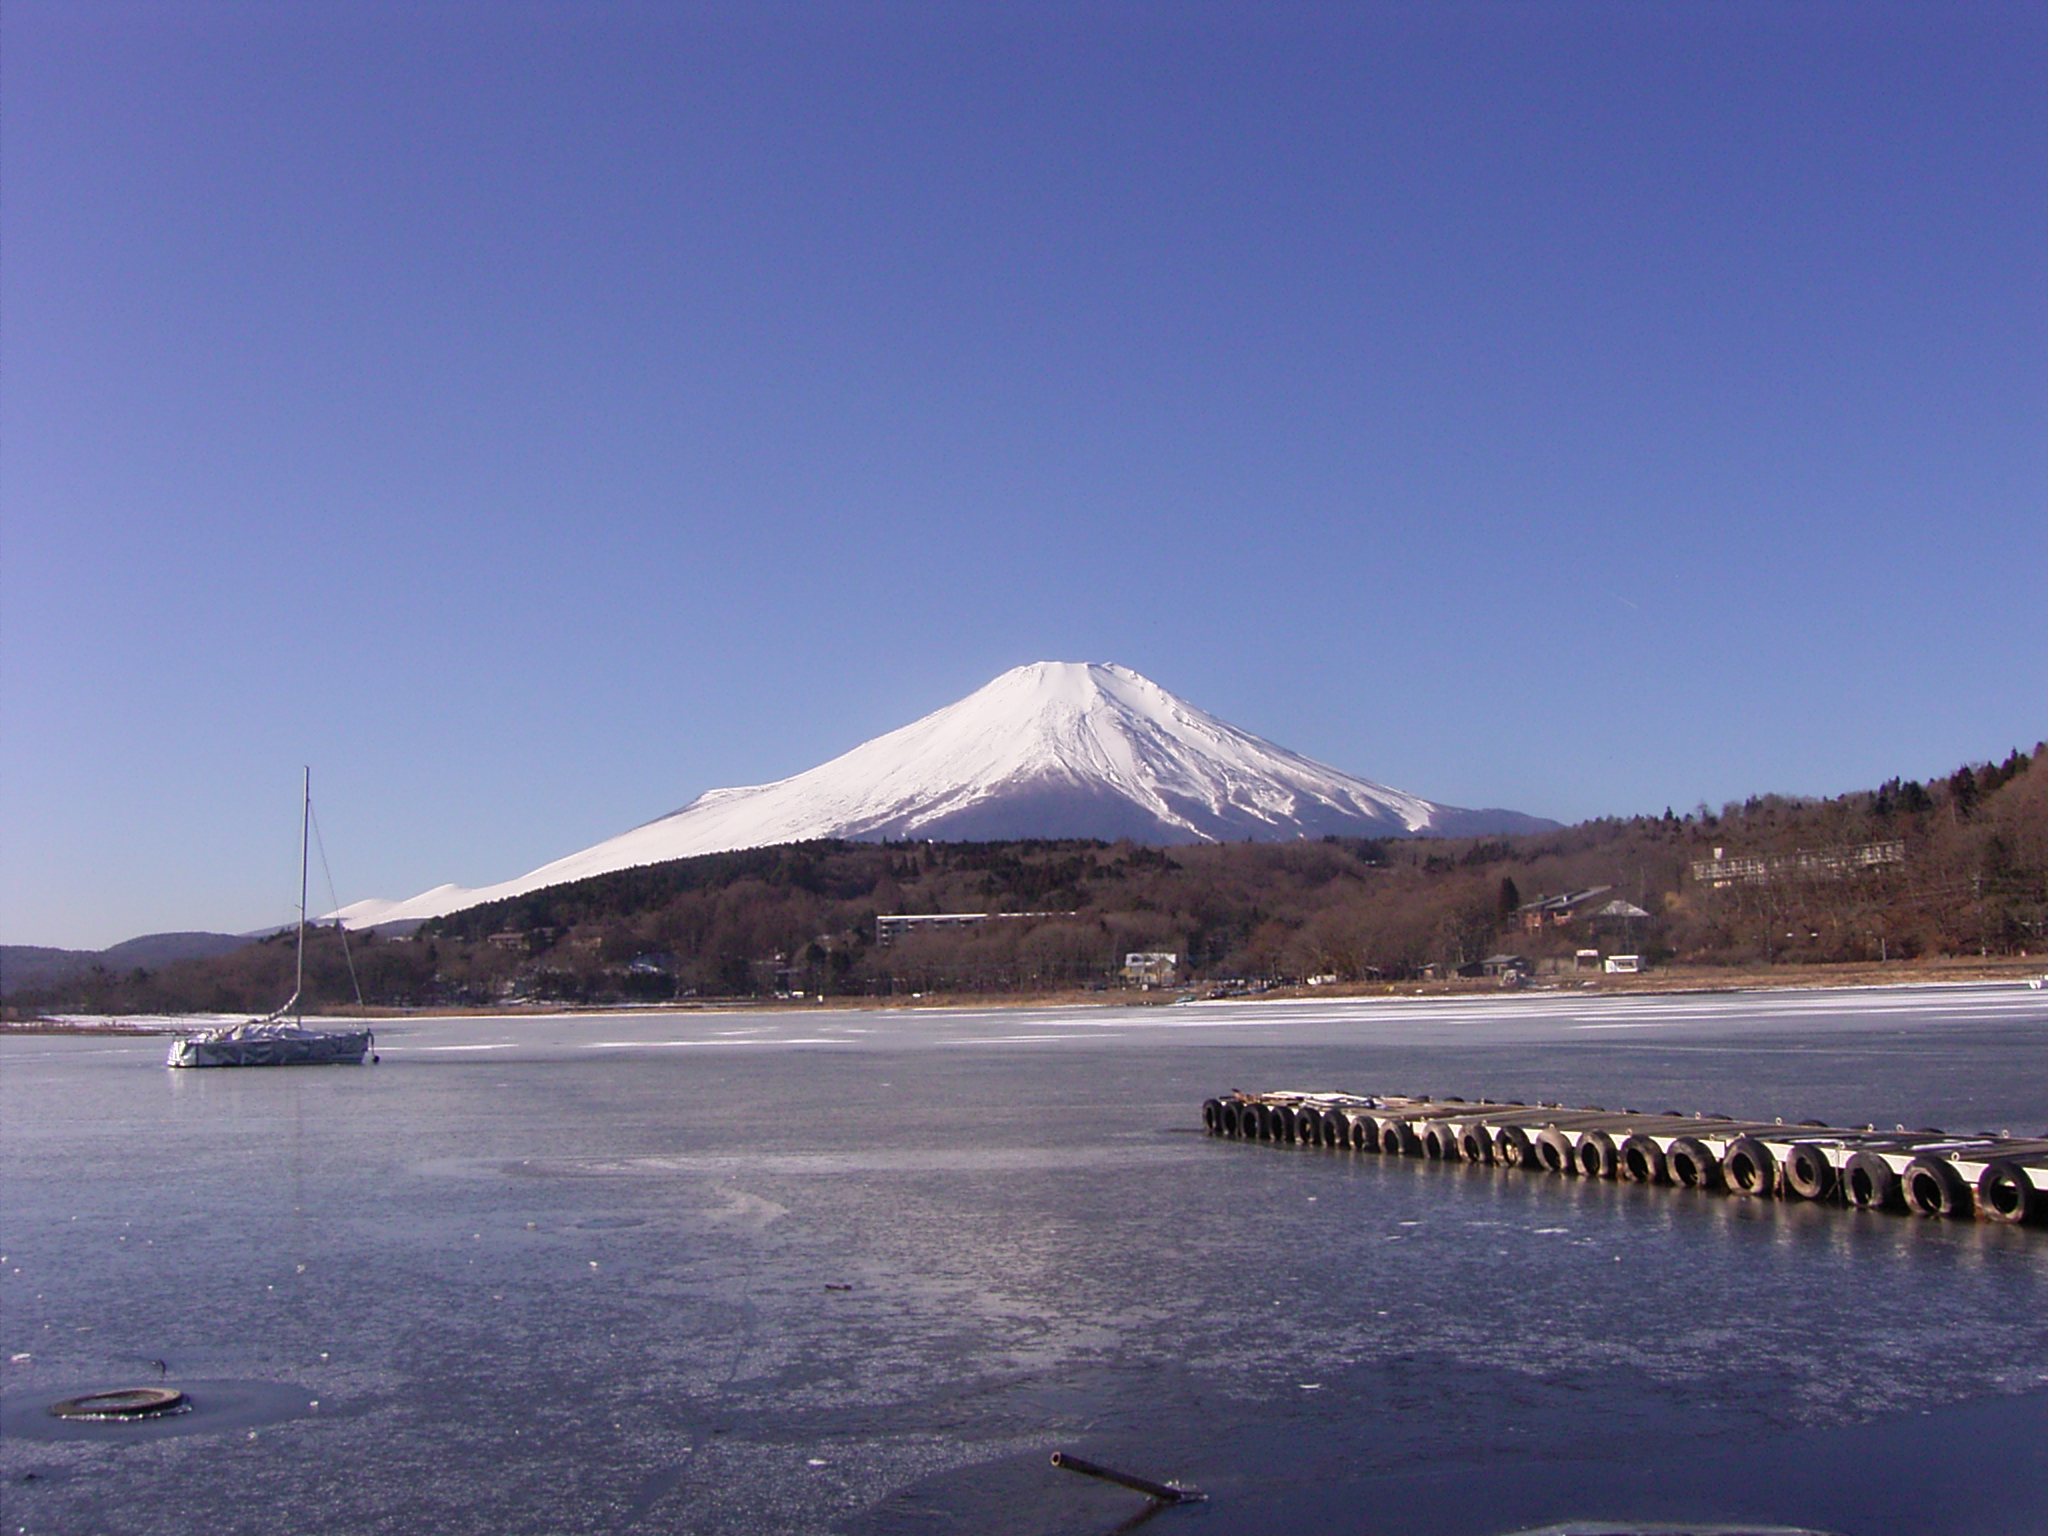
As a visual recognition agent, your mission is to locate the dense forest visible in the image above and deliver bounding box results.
[13,744,2044,1016]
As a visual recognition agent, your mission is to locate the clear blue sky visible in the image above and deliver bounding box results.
[4,2,2043,950]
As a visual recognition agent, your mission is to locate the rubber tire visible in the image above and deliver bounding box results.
[1458,1124,1494,1165]
[1576,1131,1618,1180]
[48,1387,186,1420]
[1295,1108,1321,1147]
[1380,1120,1417,1157]
[1619,1134,1667,1184]
[1724,1135,1777,1197]
[1322,1109,1351,1147]
[1422,1121,1460,1161]
[1901,1156,1972,1218]
[1667,1137,1723,1190]
[1202,1099,1224,1135]
[1783,1143,1836,1201]
[1535,1128,1577,1175]
[1975,1160,2038,1225]
[1844,1151,1900,1210]
[1348,1113,1380,1152]
[1495,1125,1536,1169]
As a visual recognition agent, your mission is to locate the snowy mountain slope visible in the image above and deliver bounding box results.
[337,662,1555,926]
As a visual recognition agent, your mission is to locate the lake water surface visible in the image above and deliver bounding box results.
[4,984,2046,1535]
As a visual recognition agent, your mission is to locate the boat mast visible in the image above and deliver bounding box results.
[295,766,310,1024]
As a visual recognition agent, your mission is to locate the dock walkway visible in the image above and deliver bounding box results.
[1202,1091,2048,1225]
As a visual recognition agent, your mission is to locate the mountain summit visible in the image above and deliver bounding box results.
[341,662,1554,926]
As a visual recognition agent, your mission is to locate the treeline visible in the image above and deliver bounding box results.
[15,744,2043,1015]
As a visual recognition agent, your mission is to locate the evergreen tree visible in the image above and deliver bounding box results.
[1949,765,1980,819]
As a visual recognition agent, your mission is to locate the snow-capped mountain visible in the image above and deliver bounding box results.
[338,662,1555,927]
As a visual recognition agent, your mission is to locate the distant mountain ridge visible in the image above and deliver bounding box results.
[1,931,251,998]
[339,662,1557,927]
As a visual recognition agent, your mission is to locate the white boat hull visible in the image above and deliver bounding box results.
[166,1027,373,1068]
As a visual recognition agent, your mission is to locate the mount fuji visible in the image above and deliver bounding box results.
[338,662,1555,927]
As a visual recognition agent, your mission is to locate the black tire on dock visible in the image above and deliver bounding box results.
[1245,1103,1270,1140]
[1535,1128,1577,1175]
[1619,1134,1667,1184]
[1667,1137,1723,1190]
[1901,1156,1972,1219]
[1844,1151,1901,1211]
[1458,1124,1494,1165]
[1976,1161,2039,1225]
[1724,1136,1777,1197]
[1296,1108,1322,1147]
[1271,1105,1297,1142]
[1380,1120,1418,1157]
[1576,1131,1619,1180]
[1423,1121,1460,1161]
[1318,1108,1346,1146]
[1348,1113,1380,1151]
[1783,1143,1836,1201]
[1202,1099,1224,1135]
[1495,1125,1536,1169]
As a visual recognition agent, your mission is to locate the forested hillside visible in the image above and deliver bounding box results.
[12,745,2042,1016]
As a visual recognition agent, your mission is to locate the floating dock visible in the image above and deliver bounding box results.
[1201,1091,2048,1226]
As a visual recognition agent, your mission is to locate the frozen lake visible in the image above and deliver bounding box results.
[4,983,2046,1535]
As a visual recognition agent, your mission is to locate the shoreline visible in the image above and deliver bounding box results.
[5,955,2041,1035]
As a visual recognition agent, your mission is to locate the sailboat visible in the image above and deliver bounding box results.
[166,770,375,1069]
